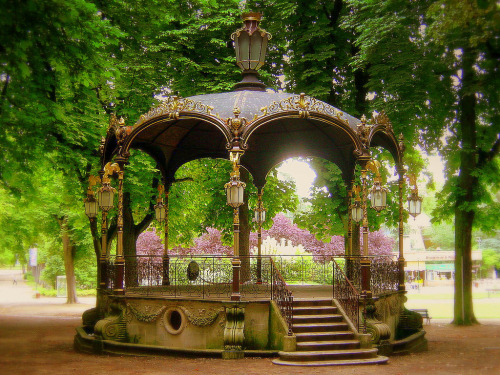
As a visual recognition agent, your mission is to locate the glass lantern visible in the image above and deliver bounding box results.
[225,178,246,208]
[370,181,388,212]
[351,201,363,223]
[98,184,116,212]
[408,192,422,218]
[154,201,166,223]
[232,13,270,72]
[84,195,99,219]
[254,206,266,224]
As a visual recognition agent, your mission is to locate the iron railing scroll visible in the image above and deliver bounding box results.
[370,257,399,296]
[332,258,360,331]
[270,257,294,335]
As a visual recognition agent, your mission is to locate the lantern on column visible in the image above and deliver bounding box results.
[367,160,388,212]
[225,177,246,208]
[407,174,422,218]
[154,184,166,223]
[370,179,388,212]
[98,183,116,212]
[225,149,246,208]
[84,175,100,219]
[84,195,99,219]
[351,186,363,223]
[254,202,266,224]
[98,163,119,212]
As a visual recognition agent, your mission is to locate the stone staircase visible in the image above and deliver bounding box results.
[272,299,388,366]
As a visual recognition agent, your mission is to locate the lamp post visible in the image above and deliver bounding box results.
[231,12,271,91]
[154,184,170,286]
[254,190,266,283]
[97,163,119,290]
[407,174,422,219]
[225,149,246,301]
[359,162,372,300]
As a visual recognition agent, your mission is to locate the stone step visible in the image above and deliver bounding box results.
[277,348,379,362]
[295,331,355,342]
[292,314,343,324]
[293,306,338,315]
[272,356,389,367]
[296,340,360,351]
[293,322,348,333]
[293,299,332,307]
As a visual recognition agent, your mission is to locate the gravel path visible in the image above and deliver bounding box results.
[1,269,499,374]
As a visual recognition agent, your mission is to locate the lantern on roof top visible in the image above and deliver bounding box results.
[232,12,271,72]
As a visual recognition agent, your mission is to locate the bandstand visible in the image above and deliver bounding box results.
[75,13,427,366]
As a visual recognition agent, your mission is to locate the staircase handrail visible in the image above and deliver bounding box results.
[332,258,360,331]
[269,257,294,335]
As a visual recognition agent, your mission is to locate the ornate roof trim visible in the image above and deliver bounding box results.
[134,96,216,127]
[254,93,350,125]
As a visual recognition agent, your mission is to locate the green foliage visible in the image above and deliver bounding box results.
[480,249,500,275]
[423,222,455,251]
[166,158,299,247]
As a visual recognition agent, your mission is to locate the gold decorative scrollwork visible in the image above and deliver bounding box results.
[370,110,393,132]
[102,162,120,184]
[227,107,247,136]
[256,94,348,124]
[135,96,215,127]
[356,114,371,150]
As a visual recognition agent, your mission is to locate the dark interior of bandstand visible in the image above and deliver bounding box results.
[76,13,427,366]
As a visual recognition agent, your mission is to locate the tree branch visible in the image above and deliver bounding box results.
[0,74,10,116]
[135,177,159,235]
[89,218,102,257]
[107,216,118,248]
[478,136,500,169]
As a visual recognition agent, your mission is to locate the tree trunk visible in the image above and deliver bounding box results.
[89,217,102,290]
[453,46,478,325]
[123,192,139,287]
[60,217,78,304]
[239,168,251,282]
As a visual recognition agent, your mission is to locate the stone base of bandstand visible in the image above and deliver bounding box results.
[74,286,426,359]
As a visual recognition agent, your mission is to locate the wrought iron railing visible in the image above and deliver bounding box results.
[332,258,360,331]
[371,257,399,295]
[122,255,233,298]
[270,257,293,335]
[103,254,399,303]
[103,255,273,299]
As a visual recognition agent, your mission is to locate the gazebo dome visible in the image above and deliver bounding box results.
[103,88,401,189]
[101,11,403,190]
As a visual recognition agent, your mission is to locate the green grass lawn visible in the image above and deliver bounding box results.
[405,292,500,319]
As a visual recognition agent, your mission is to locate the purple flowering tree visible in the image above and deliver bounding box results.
[136,215,394,259]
